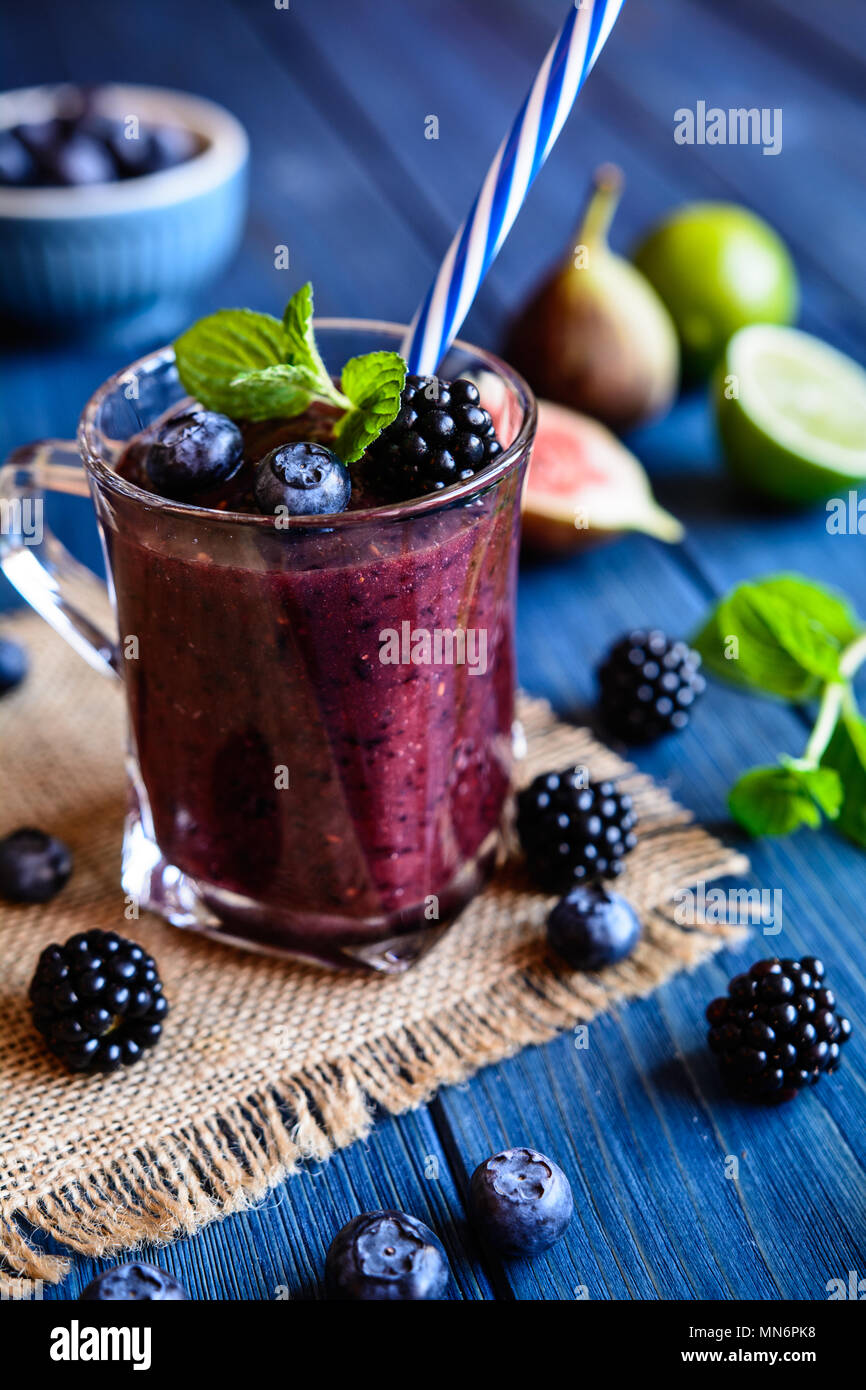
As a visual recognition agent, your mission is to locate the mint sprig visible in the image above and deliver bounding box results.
[695,573,866,847]
[173,284,406,464]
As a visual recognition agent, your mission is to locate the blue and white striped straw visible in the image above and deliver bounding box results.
[402,0,626,376]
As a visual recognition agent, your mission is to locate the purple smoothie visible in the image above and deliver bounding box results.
[108,412,523,964]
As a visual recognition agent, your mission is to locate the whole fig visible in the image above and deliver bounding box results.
[506,165,679,431]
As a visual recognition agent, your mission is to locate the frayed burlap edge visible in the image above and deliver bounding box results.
[1,905,746,1290]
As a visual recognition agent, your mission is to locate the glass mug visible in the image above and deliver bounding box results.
[0,323,535,972]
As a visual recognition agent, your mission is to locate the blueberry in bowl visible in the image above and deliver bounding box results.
[469,1147,573,1256]
[325,1210,450,1300]
[0,83,248,333]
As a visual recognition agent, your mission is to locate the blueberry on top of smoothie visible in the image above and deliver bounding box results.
[144,409,243,499]
[254,441,351,517]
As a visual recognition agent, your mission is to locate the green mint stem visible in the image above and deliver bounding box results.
[801,630,866,766]
[802,682,846,766]
[839,629,866,680]
[315,380,353,412]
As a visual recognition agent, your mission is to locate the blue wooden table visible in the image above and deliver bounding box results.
[2,0,865,1301]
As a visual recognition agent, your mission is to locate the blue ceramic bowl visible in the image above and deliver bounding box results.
[0,84,248,337]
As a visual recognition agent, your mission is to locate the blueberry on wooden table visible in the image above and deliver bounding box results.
[469,1148,573,1257]
[0,637,28,695]
[144,410,244,499]
[254,441,351,516]
[325,1210,450,1300]
[547,883,642,970]
[0,828,71,903]
[80,1263,187,1300]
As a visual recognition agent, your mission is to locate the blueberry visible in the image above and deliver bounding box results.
[325,1210,449,1300]
[254,442,351,517]
[547,883,641,970]
[145,124,200,171]
[14,119,64,162]
[469,1147,573,1256]
[145,410,244,499]
[80,1262,187,1301]
[44,131,118,186]
[0,130,36,186]
[109,124,199,178]
[0,828,72,903]
[0,637,28,695]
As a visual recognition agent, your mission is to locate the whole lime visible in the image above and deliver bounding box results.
[633,203,798,379]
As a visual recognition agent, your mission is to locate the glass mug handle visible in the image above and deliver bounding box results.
[0,439,119,678]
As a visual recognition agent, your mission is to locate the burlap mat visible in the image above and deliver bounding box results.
[0,611,748,1288]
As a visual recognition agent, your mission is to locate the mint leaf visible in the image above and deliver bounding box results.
[729,762,842,837]
[282,282,330,382]
[174,309,286,414]
[333,351,407,464]
[225,364,322,421]
[694,576,847,700]
[756,575,862,647]
[175,287,405,461]
[821,703,866,847]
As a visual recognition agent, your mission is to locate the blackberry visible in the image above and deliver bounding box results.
[517,767,638,893]
[29,930,168,1073]
[706,956,851,1103]
[364,375,503,500]
[598,630,705,744]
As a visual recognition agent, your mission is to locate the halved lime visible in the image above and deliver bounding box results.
[715,325,866,503]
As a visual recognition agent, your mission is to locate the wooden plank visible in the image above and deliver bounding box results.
[38,1108,497,1300]
[705,0,866,95]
